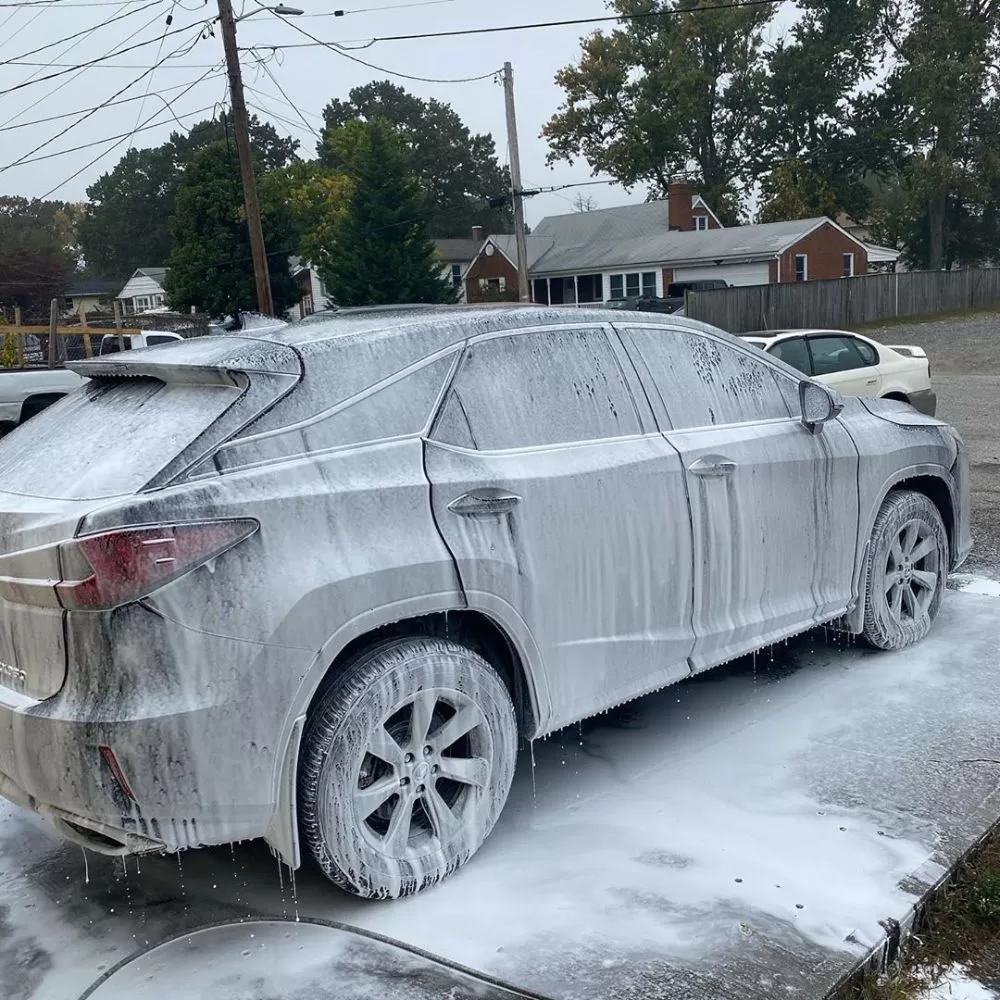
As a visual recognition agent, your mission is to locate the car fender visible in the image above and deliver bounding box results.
[842,462,958,633]
[264,586,549,868]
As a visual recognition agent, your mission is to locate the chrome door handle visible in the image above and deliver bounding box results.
[448,489,522,516]
[688,456,737,478]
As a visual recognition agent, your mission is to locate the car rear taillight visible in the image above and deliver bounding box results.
[55,519,258,611]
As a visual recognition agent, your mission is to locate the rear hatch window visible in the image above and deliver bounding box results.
[0,378,242,500]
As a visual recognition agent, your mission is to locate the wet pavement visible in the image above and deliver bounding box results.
[3,580,1000,1000]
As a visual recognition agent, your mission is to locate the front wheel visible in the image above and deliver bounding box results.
[298,637,518,899]
[862,490,948,650]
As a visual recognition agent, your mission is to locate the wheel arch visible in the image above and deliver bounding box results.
[19,392,66,423]
[842,464,958,634]
[264,597,547,869]
[881,391,910,404]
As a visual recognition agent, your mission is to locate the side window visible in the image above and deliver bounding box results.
[218,354,456,472]
[808,335,870,376]
[850,337,879,367]
[626,327,795,429]
[769,337,812,375]
[434,328,642,451]
[146,335,177,347]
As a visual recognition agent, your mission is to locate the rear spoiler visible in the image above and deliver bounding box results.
[886,344,927,359]
[68,335,302,382]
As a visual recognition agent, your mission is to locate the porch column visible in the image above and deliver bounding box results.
[546,277,552,306]
[573,274,579,306]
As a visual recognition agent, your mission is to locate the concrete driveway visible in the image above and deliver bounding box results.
[4,580,1000,1000]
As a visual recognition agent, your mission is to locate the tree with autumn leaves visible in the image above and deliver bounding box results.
[546,0,1000,269]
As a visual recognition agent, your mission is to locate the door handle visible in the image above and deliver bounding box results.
[448,488,522,516]
[688,456,737,478]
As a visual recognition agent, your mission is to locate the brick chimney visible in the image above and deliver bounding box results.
[471,225,485,243]
[667,180,694,232]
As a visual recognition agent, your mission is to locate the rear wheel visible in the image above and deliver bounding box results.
[298,636,517,899]
[862,490,948,650]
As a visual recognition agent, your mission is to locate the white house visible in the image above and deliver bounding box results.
[117,267,169,314]
[287,258,330,320]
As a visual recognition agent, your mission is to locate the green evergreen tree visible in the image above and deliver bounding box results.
[165,140,299,318]
[321,120,457,308]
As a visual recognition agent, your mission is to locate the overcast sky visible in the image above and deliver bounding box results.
[0,0,798,226]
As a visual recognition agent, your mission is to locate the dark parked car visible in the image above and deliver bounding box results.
[604,295,680,313]
[0,307,971,901]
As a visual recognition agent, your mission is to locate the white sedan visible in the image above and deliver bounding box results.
[740,328,936,416]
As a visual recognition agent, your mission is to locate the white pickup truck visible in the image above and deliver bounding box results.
[0,331,183,429]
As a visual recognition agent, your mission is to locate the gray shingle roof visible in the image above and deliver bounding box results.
[533,201,674,244]
[434,239,483,263]
[488,234,557,270]
[139,266,168,283]
[528,218,832,276]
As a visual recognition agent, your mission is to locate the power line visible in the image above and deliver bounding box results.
[245,0,780,50]
[0,79,203,133]
[0,1,175,125]
[0,25,209,172]
[327,0,460,14]
[247,47,321,138]
[0,13,211,98]
[39,62,220,197]
[0,0,167,67]
[9,104,217,166]
[255,1,503,83]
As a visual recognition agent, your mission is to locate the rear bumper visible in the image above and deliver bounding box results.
[0,603,315,855]
[909,387,937,417]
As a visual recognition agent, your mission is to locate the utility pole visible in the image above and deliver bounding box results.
[503,61,531,304]
[217,0,274,316]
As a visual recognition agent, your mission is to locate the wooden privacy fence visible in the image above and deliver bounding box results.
[0,302,139,367]
[685,268,1000,333]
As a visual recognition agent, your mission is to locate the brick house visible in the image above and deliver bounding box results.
[465,181,893,304]
[435,227,486,303]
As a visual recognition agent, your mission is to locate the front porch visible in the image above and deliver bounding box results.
[531,273,605,305]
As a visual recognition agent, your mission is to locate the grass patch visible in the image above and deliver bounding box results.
[856,307,1000,332]
[846,822,1000,999]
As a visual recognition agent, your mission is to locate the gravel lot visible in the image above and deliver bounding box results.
[865,311,1000,573]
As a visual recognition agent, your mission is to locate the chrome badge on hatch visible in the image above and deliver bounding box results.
[0,660,26,691]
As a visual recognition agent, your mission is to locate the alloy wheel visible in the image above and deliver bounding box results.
[883,518,940,623]
[353,688,492,857]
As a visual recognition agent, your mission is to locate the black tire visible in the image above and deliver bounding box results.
[862,490,948,650]
[298,636,518,899]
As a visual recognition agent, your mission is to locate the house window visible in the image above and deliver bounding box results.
[842,253,855,278]
[479,277,506,292]
[694,215,708,231]
[610,272,658,299]
[451,263,463,287]
[795,254,808,282]
[134,296,151,312]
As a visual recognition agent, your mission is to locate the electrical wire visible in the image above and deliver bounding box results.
[0,24,209,173]
[0,1,174,126]
[0,0,168,67]
[0,13,211,98]
[10,103,217,165]
[128,1,175,150]
[38,61,221,197]
[0,79,201,134]
[246,0,780,50]
[253,0,501,84]
[247,48,322,138]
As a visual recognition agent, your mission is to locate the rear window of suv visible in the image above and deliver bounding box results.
[0,378,241,499]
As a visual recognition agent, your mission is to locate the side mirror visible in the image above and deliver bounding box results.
[799,381,843,434]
